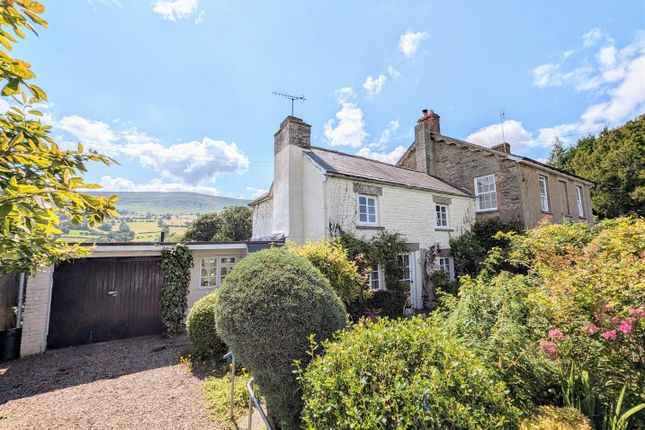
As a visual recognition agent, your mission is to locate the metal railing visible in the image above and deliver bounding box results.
[247,377,272,430]
[223,351,272,430]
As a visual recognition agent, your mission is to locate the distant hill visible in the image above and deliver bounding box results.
[89,191,251,215]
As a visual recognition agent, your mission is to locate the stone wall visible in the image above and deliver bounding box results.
[20,266,54,357]
[431,136,525,225]
[251,197,273,239]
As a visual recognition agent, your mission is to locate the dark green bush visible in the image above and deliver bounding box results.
[450,217,522,277]
[300,316,520,429]
[186,291,227,361]
[214,248,346,429]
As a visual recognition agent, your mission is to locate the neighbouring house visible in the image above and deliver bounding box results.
[16,240,276,357]
[250,116,476,310]
[397,110,594,228]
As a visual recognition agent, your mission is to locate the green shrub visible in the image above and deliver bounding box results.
[520,406,591,430]
[300,316,520,429]
[287,239,367,305]
[214,248,346,429]
[450,217,521,277]
[160,243,193,337]
[203,367,254,420]
[186,291,227,361]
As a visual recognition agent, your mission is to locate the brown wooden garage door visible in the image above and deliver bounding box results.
[48,257,164,349]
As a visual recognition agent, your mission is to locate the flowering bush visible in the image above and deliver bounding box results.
[444,217,644,426]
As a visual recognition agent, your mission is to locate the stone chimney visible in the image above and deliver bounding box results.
[491,142,511,154]
[274,116,311,155]
[412,109,440,176]
[417,109,440,134]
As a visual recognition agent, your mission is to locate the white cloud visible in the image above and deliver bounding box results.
[57,115,249,186]
[387,66,401,79]
[362,74,387,97]
[58,115,117,147]
[97,176,219,195]
[466,120,536,151]
[399,30,428,58]
[246,186,268,199]
[531,29,645,145]
[152,0,199,21]
[324,87,367,148]
[376,120,400,147]
[356,146,407,165]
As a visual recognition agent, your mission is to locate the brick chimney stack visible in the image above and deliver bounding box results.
[274,116,311,155]
[417,109,440,134]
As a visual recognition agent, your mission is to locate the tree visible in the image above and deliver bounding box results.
[183,213,222,242]
[547,137,573,173]
[183,206,252,242]
[548,116,644,218]
[0,1,117,274]
[212,206,251,241]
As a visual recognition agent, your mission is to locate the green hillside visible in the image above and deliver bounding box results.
[89,191,251,215]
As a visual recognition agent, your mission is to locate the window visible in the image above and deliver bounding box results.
[538,176,550,212]
[358,195,378,225]
[559,181,570,215]
[576,186,585,217]
[368,266,382,290]
[436,256,454,280]
[436,204,449,228]
[199,256,237,289]
[437,257,451,274]
[474,175,497,211]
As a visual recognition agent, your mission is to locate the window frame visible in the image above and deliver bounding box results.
[436,256,454,281]
[368,265,383,291]
[474,174,498,212]
[435,203,449,228]
[198,256,238,290]
[357,194,378,226]
[575,186,585,218]
[538,175,550,212]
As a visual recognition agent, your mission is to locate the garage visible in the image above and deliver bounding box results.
[47,257,164,349]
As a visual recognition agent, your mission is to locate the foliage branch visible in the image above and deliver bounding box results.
[160,243,193,337]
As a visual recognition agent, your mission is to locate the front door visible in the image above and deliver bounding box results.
[398,253,417,309]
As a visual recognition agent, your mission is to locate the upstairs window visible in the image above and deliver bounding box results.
[474,175,497,212]
[538,176,550,212]
[358,195,378,225]
[436,204,449,228]
[576,186,585,217]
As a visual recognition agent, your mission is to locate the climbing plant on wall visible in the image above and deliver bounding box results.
[160,243,193,337]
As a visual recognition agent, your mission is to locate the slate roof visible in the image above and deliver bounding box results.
[305,146,470,196]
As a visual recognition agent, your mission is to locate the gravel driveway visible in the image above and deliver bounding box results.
[0,336,219,430]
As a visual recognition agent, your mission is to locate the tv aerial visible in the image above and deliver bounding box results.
[273,91,306,116]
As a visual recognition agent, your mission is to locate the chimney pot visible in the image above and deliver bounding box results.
[417,108,440,133]
[491,142,511,154]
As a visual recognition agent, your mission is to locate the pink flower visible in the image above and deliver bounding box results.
[601,330,617,341]
[585,323,599,335]
[548,329,564,340]
[628,308,645,318]
[540,340,558,360]
[618,318,636,334]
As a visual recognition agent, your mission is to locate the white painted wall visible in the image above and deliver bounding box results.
[187,248,247,308]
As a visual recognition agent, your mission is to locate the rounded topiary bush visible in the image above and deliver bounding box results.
[300,316,520,429]
[214,248,346,430]
[186,291,227,361]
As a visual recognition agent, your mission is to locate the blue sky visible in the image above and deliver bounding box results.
[15,0,645,198]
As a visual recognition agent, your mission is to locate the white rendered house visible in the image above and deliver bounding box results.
[250,116,475,309]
